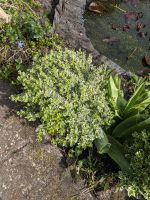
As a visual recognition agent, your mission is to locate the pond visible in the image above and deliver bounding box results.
[84,0,150,72]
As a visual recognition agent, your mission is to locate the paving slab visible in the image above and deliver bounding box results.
[0,80,132,200]
[0,80,95,200]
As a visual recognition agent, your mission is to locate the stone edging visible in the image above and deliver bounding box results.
[53,0,132,77]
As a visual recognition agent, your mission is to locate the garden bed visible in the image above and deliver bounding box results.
[0,1,150,200]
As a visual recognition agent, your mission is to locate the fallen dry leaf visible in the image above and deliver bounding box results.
[0,7,11,23]
[88,2,105,15]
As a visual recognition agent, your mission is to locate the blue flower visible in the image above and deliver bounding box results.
[17,41,24,48]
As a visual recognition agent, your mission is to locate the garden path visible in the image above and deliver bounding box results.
[0,80,94,200]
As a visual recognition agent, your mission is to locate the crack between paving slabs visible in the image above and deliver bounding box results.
[0,139,31,165]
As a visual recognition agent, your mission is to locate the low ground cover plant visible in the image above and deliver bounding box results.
[11,47,150,199]
[120,130,150,199]
[11,47,115,156]
[0,0,61,82]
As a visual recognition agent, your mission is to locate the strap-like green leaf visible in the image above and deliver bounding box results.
[124,82,145,114]
[108,76,119,108]
[116,95,127,117]
[112,114,146,138]
[116,117,150,140]
[107,136,130,173]
[95,130,131,173]
[108,75,124,116]
[95,128,111,154]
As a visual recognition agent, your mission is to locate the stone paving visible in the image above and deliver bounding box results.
[0,80,95,200]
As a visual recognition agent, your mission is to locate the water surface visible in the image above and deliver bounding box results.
[84,0,150,72]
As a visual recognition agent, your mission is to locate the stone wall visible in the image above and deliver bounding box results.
[53,0,131,77]
[38,0,59,22]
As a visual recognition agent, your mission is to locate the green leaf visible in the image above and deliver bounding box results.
[108,75,120,110]
[107,136,130,173]
[108,75,126,117]
[112,114,146,139]
[124,98,150,117]
[95,128,111,154]
[116,117,150,140]
[95,130,130,173]
[116,95,127,116]
[123,82,148,117]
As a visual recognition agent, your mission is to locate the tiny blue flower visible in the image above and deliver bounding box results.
[17,41,24,48]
